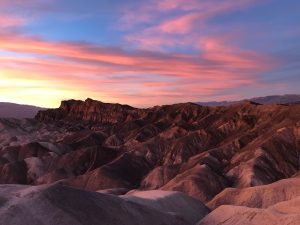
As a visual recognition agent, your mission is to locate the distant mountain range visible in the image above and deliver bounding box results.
[196,94,300,106]
[0,102,45,118]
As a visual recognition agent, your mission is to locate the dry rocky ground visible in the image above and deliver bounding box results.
[0,98,299,225]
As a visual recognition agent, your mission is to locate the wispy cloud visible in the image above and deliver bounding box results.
[121,0,265,50]
[0,14,26,28]
[0,29,274,107]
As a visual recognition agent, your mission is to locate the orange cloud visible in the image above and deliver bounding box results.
[0,29,275,107]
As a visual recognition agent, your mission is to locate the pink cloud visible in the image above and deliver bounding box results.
[0,30,276,107]
[121,0,265,50]
[0,14,26,28]
[156,13,201,34]
[157,0,262,12]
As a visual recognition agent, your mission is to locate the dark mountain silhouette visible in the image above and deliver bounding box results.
[196,94,300,106]
[0,102,45,118]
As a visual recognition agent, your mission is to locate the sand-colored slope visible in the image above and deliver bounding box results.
[208,178,300,209]
[199,197,300,225]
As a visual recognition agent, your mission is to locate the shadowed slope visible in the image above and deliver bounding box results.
[0,184,204,225]
[122,190,210,224]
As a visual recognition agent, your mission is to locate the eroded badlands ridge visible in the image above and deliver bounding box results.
[0,98,299,201]
[0,98,299,224]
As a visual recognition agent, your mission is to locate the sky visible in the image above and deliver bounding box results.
[0,0,299,108]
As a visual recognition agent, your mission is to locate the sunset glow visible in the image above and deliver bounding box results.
[0,0,299,107]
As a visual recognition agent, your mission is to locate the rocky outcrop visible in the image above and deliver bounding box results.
[35,98,140,123]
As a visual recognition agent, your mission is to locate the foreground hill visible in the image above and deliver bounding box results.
[0,102,45,118]
[198,178,300,225]
[199,197,300,225]
[0,98,299,224]
[207,178,300,209]
[0,184,209,225]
